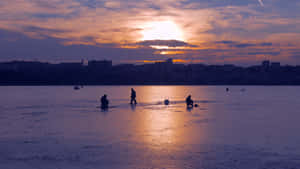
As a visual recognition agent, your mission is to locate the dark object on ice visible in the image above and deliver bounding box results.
[101,94,109,109]
[187,106,193,112]
[74,86,80,90]
[164,99,170,105]
[130,88,137,104]
[186,95,194,107]
[226,88,229,92]
[194,104,199,107]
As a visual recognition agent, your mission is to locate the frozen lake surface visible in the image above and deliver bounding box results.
[1,86,300,169]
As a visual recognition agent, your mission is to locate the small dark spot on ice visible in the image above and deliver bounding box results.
[21,112,48,116]
[23,140,39,144]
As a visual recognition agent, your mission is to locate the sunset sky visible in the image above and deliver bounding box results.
[0,0,300,65]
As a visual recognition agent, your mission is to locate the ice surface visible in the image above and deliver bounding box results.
[1,86,300,169]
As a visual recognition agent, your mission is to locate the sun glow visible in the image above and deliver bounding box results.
[140,20,184,41]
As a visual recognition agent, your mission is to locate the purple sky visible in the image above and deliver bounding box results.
[0,0,300,65]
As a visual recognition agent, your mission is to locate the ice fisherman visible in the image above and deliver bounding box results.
[101,94,109,109]
[130,88,137,104]
[186,95,194,107]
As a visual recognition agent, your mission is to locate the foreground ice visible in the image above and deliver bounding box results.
[1,86,300,169]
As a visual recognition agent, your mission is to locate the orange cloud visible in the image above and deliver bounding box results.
[159,51,185,55]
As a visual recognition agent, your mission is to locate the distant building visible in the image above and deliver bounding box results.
[262,60,270,68]
[59,62,82,67]
[81,59,88,66]
[155,58,173,65]
[271,62,280,68]
[223,64,236,71]
[114,64,135,70]
[0,63,17,71]
[166,58,173,64]
[88,60,112,69]
[6,61,49,71]
[57,62,82,70]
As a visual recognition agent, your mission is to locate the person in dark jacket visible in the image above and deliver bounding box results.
[186,95,194,107]
[130,88,137,104]
[101,94,109,109]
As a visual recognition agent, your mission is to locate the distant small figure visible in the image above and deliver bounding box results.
[226,88,229,92]
[74,86,80,90]
[101,94,109,109]
[164,99,170,105]
[186,95,194,107]
[130,88,137,104]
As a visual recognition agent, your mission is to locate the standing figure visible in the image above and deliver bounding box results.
[130,88,137,104]
[101,94,109,109]
[186,95,194,107]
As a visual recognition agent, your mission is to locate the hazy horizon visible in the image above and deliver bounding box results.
[0,57,291,67]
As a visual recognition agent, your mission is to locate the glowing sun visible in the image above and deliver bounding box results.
[140,20,184,41]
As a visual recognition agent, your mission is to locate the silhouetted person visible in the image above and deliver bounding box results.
[130,88,137,104]
[226,88,229,92]
[164,99,170,105]
[186,95,193,107]
[101,94,109,109]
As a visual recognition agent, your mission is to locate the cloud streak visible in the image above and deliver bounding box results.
[258,0,264,6]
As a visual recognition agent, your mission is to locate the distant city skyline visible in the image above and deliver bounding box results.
[0,0,300,65]
[2,58,300,85]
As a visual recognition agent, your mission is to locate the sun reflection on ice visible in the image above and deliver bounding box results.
[138,87,186,147]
